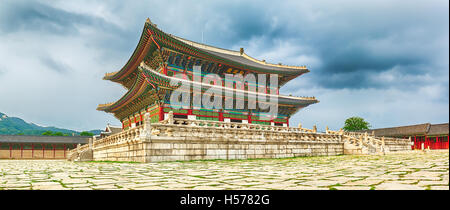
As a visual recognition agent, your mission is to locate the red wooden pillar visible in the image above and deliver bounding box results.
[429,136,432,149]
[32,143,34,158]
[42,144,45,159]
[445,135,449,149]
[9,143,12,159]
[247,113,252,124]
[422,136,425,150]
[447,135,449,149]
[435,136,438,150]
[444,135,448,149]
[20,144,23,158]
[431,137,434,150]
[286,118,290,128]
[438,137,440,149]
[429,137,432,149]
[53,144,56,159]
[63,144,66,158]
[159,106,164,121]
[218,111,223,121]
[430,137,433,150]
[433,137,436,149]
[415,136,418,149]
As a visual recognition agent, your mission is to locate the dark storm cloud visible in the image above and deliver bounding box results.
[202,3,282,45]
[0,0,89,34]
[0,0,129,40]
[0,0,138,70]
[319,47,426,75]
[39,55,71,73]
[176,0,448,90]
[0,0,447,131]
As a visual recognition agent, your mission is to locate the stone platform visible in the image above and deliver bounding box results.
[68,113,411,163]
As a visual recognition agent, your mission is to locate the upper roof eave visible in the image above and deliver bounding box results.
[103,18,311,83]
[170,34,310,74]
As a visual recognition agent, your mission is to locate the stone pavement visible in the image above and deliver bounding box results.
[0,150,448,190]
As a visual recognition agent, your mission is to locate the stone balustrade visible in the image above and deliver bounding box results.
[67,113,412,162]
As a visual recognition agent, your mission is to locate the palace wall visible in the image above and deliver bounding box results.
[384,137,412,152]
[0,149,67,159]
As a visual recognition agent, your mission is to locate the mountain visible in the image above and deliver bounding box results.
[0,112,103,135]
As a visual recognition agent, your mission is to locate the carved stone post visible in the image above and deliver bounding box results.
[89,137,94,149]
[408,136,412,148]
[325,126,329,134]
[141,112,152,141]
[298,123,302,129]
[168,111,174,124]
[313,125,317,133]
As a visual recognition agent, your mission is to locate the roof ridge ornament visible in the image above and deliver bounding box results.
[240,48,244,55]
[146,17,157,27]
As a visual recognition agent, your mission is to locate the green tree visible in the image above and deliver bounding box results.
[343,117,371,131]
[80,131,94,136]
[53,132,64,136]
[41,131,53,136]
[41,131,67,136]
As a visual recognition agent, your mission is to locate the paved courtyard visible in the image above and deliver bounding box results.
[0,150,448,190]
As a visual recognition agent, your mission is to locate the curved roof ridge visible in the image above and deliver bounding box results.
[97,102,114,109]
[169,34,308,71]
[139,62,318,104]
[97,72,148,112]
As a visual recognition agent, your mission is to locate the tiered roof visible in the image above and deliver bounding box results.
[98,18,318,120]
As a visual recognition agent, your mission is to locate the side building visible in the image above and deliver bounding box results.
[360,123,449,150]
[0,135,88,159]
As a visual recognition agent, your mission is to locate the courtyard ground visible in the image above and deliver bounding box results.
[0,150,448,190]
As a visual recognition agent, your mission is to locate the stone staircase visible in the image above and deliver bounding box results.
[326,129,394,155]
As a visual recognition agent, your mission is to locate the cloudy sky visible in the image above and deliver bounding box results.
[0,0,448,131]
